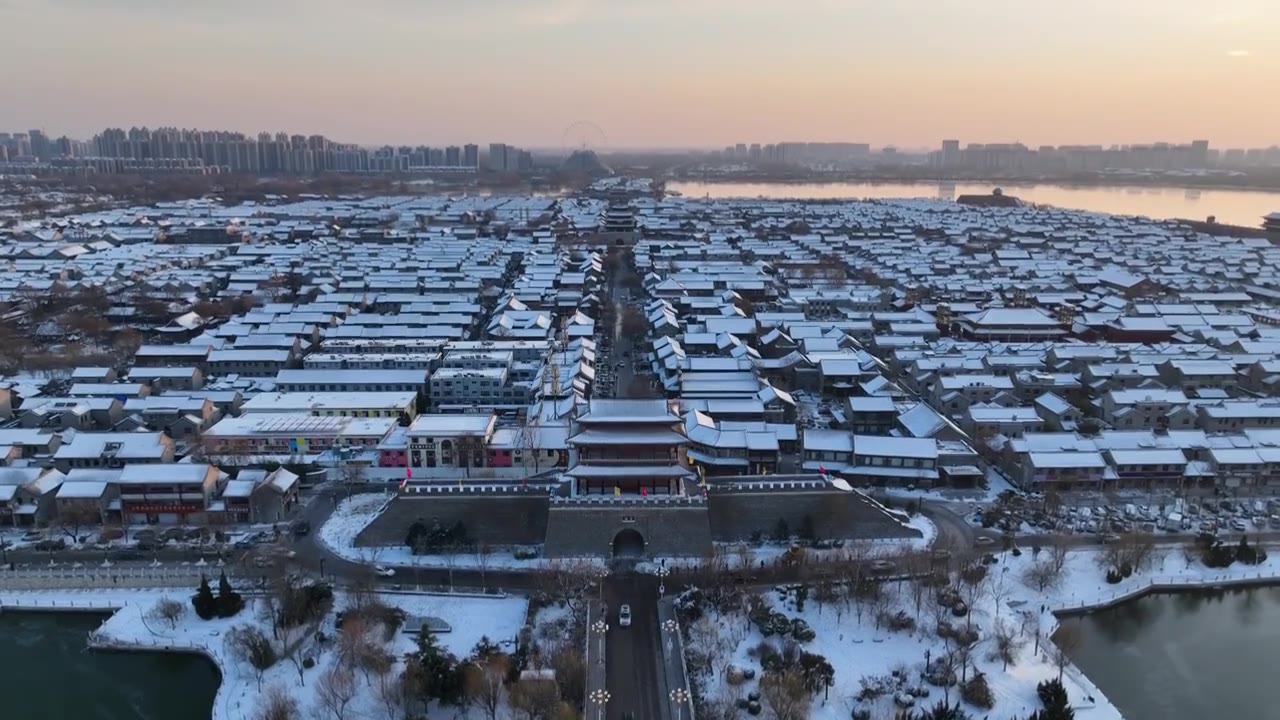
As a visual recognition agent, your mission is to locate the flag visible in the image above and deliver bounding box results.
[641,487,647,497]
[522,476,527,488]
[613,486,621,497]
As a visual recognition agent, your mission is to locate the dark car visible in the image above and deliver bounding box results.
[291,520,311,537]
[109,549,145,562]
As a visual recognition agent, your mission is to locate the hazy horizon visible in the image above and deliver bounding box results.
[2,0,1276,149]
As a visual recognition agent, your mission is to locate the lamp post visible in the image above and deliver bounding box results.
[596,565,610,601]
[592,619,608,663]
[670,687,690,720]
[662,617,679,656]
[589,688,610,720]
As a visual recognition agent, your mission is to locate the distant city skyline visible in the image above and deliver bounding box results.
[1,1,1275,148]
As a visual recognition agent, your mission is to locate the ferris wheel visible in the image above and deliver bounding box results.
[561,121,608,152]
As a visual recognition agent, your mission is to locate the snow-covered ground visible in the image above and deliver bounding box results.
[690,547,1280,720]
[0,585,529,720]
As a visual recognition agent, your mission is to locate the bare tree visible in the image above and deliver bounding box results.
[148,597,186,630]
[518,419,544,475]
[338,462,366,498]
[988,619,1023,671]
[474,542,494,590]
[336,616,370,671]
[508,677,562,720]
[553,645,587,708]
[539,559,595,615]
[1182,540,1199,569]
[760,667,811,720]
[254,684,299,720]
[1022,558,1064,592]
[1047,534,1071,574]
[1050,623,1081,682]
[869,581,894,630]
[376,667,405,719]
[1097,533,1159,576]
[279,619,318,687]
[315,664,357,720]
[346,567,377,613]
[441,541,462,591]
[957,562,989,630]
[989,567,1013,621]
[465,653,511,720]
[54,504,101,544]
[224,624,277,691]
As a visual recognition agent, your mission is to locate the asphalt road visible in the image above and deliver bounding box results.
[603,571,665,720]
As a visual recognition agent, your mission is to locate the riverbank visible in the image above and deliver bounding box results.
[0,590,237,720]
[0,586,529,720]
[1032,551,1280,718]
[668,176,1280,194]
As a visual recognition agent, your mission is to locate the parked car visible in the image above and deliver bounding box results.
[291,520,311,537]
[373,565,396,577]
[618,604,632,627]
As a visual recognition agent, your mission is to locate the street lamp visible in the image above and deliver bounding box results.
[670,687,690,720]
[591,619,608,663]
[596,565,610,600]
[588,688,610,720]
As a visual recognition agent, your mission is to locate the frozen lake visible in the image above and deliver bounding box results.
[666,181,1280,228]
[1057,585,1280,720]
[0,611,219,720]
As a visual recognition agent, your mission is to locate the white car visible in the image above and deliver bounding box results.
[618,604,632,627]
[373,565,396,577]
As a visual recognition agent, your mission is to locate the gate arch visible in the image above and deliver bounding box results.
[611,528,645,558]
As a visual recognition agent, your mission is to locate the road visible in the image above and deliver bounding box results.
[602,571,666,720]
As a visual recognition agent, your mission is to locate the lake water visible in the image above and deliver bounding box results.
[0,611,219,720]
[1056,586,1280,720]
[665,181,1280,228]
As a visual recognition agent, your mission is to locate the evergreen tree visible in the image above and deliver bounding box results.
[798,514,817,542]
[192,575,217,620]
[405,627,465,707]
[470,636,502,660]
[1036,678,1075,720]
[773,518,791,543]
[216,571,244,617]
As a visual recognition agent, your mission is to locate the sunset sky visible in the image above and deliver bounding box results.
[1,0,1275,149]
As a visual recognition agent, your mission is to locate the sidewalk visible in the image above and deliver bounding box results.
[657,597,695,720]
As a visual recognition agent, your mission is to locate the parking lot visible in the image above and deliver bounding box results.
[971,489,1280,542]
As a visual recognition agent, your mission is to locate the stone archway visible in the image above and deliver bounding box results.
[611,528,646,558]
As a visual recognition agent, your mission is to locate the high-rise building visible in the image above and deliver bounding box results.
[1190,140,1210,168]
[488,143,509,172]
[445,146,461,166]
[464,143,479,168]
[28,129,52,160]
[941,139,961,168]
